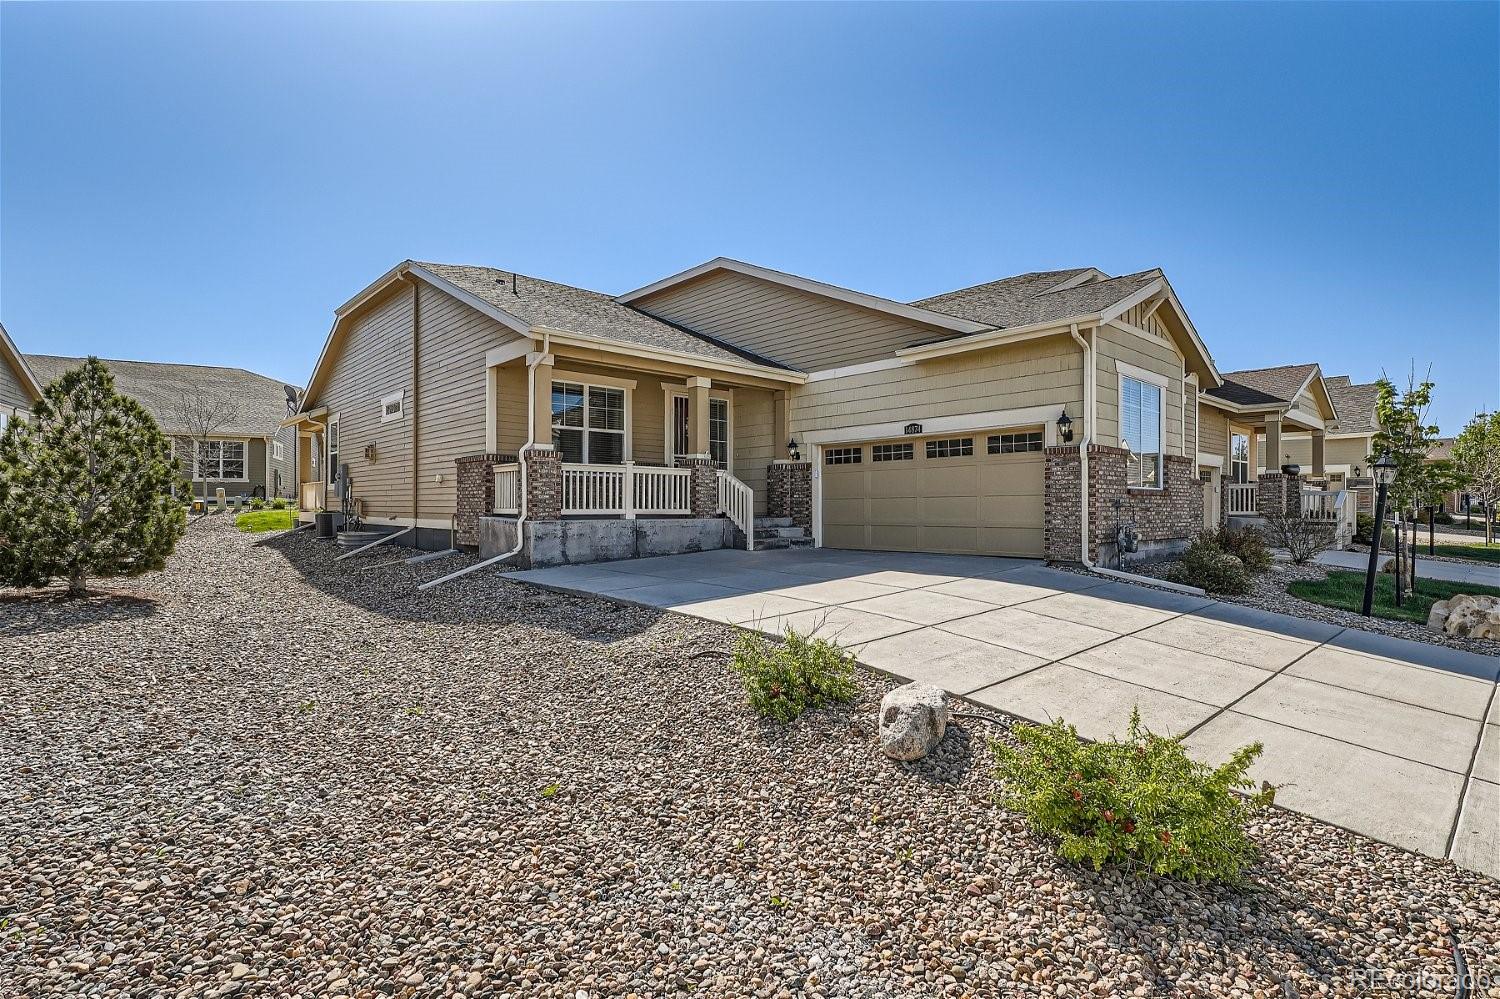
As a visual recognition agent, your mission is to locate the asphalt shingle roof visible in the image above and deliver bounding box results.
[417,262,791,370]
[24,355,299,437]
[1205,364,1320,408]
[912,268,1161,329]
[1322,375,1381,435]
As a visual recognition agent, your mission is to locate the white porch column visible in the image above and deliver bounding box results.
[686,376,712,459]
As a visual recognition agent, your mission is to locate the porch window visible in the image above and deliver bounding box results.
[553,381,625,464]
[1121,376,1163,488]
[1230,433,1249,484]
[670,394,730,469]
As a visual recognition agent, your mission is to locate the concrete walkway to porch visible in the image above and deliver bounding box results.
[508,548,1500,877]
[1315,548,1500,587]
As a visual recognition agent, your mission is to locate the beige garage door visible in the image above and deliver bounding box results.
[820,430,1045,557]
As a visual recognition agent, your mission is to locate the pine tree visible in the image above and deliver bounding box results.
[0,357,186,596]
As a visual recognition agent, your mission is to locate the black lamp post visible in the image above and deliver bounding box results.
[1056,410,1074,444]
[1362,453,1397,617]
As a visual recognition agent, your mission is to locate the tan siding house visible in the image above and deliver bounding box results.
[288,257,1232,566]
[0,323,44,424]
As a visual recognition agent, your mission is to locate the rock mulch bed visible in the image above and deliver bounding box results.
[3,518,1497,998]
[1124,557,1499,656]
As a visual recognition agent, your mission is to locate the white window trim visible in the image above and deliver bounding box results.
[1118,367,1166,490]
[551,377,633,463]
[380,390,405,424]
[272,439,285,462]
[188,437,251,483]
[662,384,734,471]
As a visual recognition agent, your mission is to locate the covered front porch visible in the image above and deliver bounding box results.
[458,332,811,565]
[1217,409,1357,546]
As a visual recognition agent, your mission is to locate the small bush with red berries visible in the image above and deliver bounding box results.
[991,709,1272,883]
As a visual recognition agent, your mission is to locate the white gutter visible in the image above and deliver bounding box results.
[417,344,549,591]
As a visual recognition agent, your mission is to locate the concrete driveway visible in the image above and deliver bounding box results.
[508,548,1500,876]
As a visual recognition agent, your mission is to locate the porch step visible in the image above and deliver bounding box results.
[753,535,815,550]
[755,526,807,540]
[754,516,795,529]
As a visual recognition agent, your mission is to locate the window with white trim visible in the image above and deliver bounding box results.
[1121,376,1163,488]
[272,440,284,462]
[872,443,913,462]
[925,437,973,459]
[1230,433,1249,484]
[195,440,247,481]
[987,431,1043,454]
[553,381,625,464]
[824,447,862,465]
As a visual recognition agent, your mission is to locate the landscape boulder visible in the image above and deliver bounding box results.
[879,682,949,761]
[1428,593,1500,641]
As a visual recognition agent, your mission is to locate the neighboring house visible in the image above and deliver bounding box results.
[24,355,300,500]
[287,258,1224,565]
[0,322,45,428]
[1266,374,1382,486]
[1199,364,1341,523]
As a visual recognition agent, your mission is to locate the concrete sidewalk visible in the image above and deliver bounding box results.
[509,548,1500,876]
[1316,548,1500,587]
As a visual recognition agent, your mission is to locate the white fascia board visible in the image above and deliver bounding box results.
[895,322,1075,362]
[616,257,990,336]
[1096,277,1166,327]
[1197,452,1224,468]
[485,338,535,368]
[1156,278,1222,387]
[798,403,1065,446]
[805,356,915,382]
[535,326,806,384]
[1282,407,1326,432]
[0,322,44,401]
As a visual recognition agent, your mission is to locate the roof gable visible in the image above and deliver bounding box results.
[1323,376,1381,435]
[1205,363,1337,423]
[0,322,44,404]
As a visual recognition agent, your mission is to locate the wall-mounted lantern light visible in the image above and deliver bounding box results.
[1056,410,1074,444]
[787,436,801,462]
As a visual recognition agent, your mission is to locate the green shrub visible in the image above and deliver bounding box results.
[270,497,289,510]
[732,626,858,723]
[250,497,266,511]
[1202,526,1271,574]
[1354,514,1396,549]
[1174,537,1250,594]
[992,709,1270,883]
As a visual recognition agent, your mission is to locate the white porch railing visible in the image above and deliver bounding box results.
[1226,483,1257,516]
[1301,489,1340,521]
[494,463,521,515]
[717,469,755,551]
[559,462,693,517]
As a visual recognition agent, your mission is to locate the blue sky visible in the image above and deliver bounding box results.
[2,2,1496,431]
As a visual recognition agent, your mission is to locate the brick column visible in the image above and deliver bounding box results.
[676,457,719,518]
[1257,472,1296,518]
[455,453,504,550]
[766,460,812,531]
[524,448,562,521]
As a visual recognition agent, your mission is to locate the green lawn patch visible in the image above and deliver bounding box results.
[1428,542,1500,564]
[235,509,296,533]
[1287,570,1500,624]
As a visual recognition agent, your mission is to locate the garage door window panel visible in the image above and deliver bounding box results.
[925,437,974,459]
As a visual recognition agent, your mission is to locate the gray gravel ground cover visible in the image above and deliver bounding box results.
[3,518,1498,998]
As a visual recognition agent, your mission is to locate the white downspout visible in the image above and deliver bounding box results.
[1068,324,1094,568]
[418,338,546,591]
